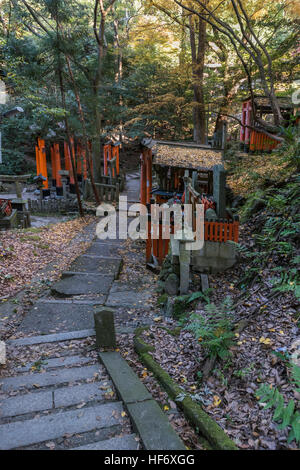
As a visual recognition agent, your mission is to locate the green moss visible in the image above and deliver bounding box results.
[20,235,41,242]
[134,327,155,354]
[22,227,43,233]
[157,293,168,306]
[172,297,189,319]
[161,326,181,337]
[134,334,238,451]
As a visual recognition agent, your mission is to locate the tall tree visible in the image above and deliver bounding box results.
[173,0,298,136]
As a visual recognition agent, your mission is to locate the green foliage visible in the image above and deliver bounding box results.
[233,364,255,379]
[171,289,212,320]
[186,297,236,360]
[257,364,300,445]
[271,268,300,299]
[276,125,300,170]
[233,170,300,294]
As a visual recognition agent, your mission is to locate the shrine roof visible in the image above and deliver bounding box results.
[152,141,223,171]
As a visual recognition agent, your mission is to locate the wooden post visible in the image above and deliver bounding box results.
[112,145,120,176]
[64,141,75,185]
[76,142,82,175]
[37,138,48,189]
[140,152,146,206]
[35,145,41,177]
[145,149,152,205]
[50,145,56,186]
[54,143,62,188]
[249,131,255,152]
[103,144,111,177]
[233,220,239,242]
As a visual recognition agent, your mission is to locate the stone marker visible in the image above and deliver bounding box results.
[213,164,226,218]
[164,273,179,296]
[179,241,190,295]
[201,274,209,292]
[94,308,116,349]
[0,341,6,365]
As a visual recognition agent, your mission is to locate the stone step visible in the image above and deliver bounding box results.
[106,290,152,309]
[7,329,96,347]
[84,243,122,258]
[0,381,113,418]
[38,299,104,305]
[72,434,138,450]
[94,238,122,245]
[51,273,114,297]
[16,354,95,373]
[0,401,124,450]
[18,302,103,335]
[0,364,102,393]
[69,256,122,277]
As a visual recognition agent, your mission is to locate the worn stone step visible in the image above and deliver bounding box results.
[72,434,138,450]
[38,299,104,305]
[0,401,124,449]
[16,354,95,373]
[18,302,103,335]
[0,381,113,418]
[94,238,122,245]
[84,243,122,258]
[7,329,96,347]
[106,290,152,309]
[51,273,114,297]
[0,364,102,393]
[69,256,122,277]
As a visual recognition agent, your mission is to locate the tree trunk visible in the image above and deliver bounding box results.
[113,18,123,144]
[65,56,101,206]
[57,67,84,217]
[189,15,206,145]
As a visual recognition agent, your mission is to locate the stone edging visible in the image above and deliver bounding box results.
[134,327,238,451]
[99,351,186,450]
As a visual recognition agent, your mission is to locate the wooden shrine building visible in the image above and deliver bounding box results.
[140,140,239,283]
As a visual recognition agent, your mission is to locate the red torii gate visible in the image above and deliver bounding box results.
[35,138,90,195]
[35,138,48,189]
[103,143,120,177]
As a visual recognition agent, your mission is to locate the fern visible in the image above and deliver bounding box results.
[185,297,236,360]
[257,365,300,445]
[271,269,300,299]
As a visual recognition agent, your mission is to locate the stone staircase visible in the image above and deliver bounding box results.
[0,172,185,451]
[0,345,138,450]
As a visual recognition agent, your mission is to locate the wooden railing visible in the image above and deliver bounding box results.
[186,173,239,243]
[249,130,279,152]
[205,219,239,243]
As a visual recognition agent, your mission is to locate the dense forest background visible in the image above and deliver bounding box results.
[0,0,299,176]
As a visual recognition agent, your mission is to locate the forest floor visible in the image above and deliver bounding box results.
[117,233,299,450]
[0,216,97,340]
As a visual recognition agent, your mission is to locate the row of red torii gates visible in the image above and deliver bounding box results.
[35,137,120,190]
